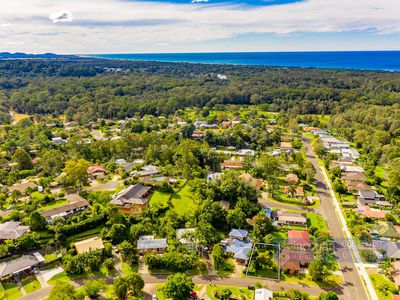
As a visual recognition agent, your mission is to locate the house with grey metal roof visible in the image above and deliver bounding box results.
[137,235,167,255]
[110,183,152,214]
[228,229,248,240]
[0,252,44,279]
[0,222,29,241]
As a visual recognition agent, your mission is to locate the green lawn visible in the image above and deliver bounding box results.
[44,253,59,263]
[66,227,103,243]
[38,199,69,211]
[48,267,115,284]
[121,261,139,274]
[1,283,23,300]
[370,274,399,300]
[22,277,41,293]
[206,285,253,300]
[307,212,328,232]
[170,184,196,215]
[149,191,171,207]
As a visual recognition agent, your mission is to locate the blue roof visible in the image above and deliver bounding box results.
[229,229,248,238]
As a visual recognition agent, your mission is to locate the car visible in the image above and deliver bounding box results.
[152,295,157,300]
[112,246,120,253]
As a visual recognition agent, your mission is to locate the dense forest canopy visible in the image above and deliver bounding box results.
[0,58,399,122]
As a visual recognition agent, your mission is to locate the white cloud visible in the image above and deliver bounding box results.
[191,0,209,3]
[0,23,11,27]
[49,11,73,23]
[0,0,399,53]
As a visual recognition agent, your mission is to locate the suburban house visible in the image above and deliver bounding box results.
[238,173,264,190]
[40,197,90,222]
[285,173,299,185]
[341,165,364,173]
[280,142,293,150]
[0,253,44,280]
[221,160,244,170]
[8,181,38,195]
[357,205,387,220]
[110,183,152,214]
[371,221,400,240]
[87,165,107,178]
[75,237,105,254]
[391,261,400,290]
[342,172,367,182]
[220,229,252,264]
[281,230,314,273]
[207,172,224,182]
[192,131,205,139]
[139,165,161,177]
[137,235,168,255]
[0,222,29,241]
[176,228,197,251]
[254,288,273,300]
[274,212,307,227]
[356,190,387,206]
[237,149,255,157]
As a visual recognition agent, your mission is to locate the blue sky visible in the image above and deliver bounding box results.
[0,0,399,54]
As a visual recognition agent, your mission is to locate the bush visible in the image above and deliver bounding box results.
[145,252,198,272]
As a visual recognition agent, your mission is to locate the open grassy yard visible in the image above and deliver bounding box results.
[48,267,116,285]
[171,184,196,215]
[1,283,23,300]
[307,212,328,231]
[66,227,103,243]
[22,277,41,293]
[12,112,31,123]
[149,191,171,207]
[206,285,253,300]
[37,199,69,211]
[121,261,139,274]
[44,253,59,263]
[370,274,399,300]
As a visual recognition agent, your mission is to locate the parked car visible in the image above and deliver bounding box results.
[152,295,157,300]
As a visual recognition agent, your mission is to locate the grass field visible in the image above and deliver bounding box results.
[370,274,399,300]
[121,261,139,274]
[1,283,23,300]
[11,112,30,123]
[65,227,103,243]
[307,212,328,231]
[206,285,253,300]
[44,253,59,263]
[22,278,41,293]
[38,199,69,211]
[48,266,116,284]
[149,191,171,207]
[171,184,196,215]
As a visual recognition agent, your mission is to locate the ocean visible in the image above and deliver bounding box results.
[83,51,400,71]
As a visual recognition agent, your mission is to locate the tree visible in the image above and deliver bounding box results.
[164,273,194,300]
[126,273,145,296]
[308,258,332,282]
[212,244,225,269]
[218,288,232,300]
[252,212,274,242]
[63,159,90,190]
[29,211,47,231]
[318,292,339,300]
[12,147,32,170]
[49,281,79,300]
[287,289,310,300]
[83,279,105,299]
[106,223,127,244]
[113,276,129,300]
[117,240,136,262]
[38,149,65,176]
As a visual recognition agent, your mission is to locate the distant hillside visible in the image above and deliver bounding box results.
[0,52,77,59]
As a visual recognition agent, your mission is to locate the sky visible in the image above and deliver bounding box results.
[0,0,400,54]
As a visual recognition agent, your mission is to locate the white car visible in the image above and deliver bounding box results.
[152,295,157,300]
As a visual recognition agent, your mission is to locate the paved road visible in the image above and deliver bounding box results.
[18,273,335,300]
[302,136,371,300]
